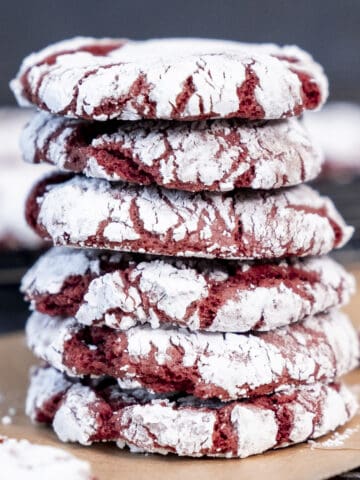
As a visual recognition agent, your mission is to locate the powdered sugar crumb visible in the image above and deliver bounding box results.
[309,427,359,449]
[0,436,94,478]
[1,416,12,426]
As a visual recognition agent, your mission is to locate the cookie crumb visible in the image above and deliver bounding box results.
[1,416,12,425]
[309,427,359,449]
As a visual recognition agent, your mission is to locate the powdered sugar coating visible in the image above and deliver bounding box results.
[11,37,328,121]
[0,436,94,479]
[26,366,72,422]
[53,385,100,445]
[22,248,101,296]
[26,175,353,260]
[26,366,357,458]
[25,310,360,401]
[22,247,355,333]
[26,314,81,374]
[21,112,323,191]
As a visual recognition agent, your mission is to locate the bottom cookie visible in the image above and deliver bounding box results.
[27,366,357,458]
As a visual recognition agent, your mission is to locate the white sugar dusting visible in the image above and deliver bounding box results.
[26,366,358,458]
[33,176,353,259]
[0,436,93,478]
[25,310,360,400]
[21,112,323,191]
[309,427,359,449]
[11,37,328,121]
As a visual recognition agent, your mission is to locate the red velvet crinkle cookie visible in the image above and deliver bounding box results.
[11,37,328,121]
[21,112,323,191]
[25,175,353,260]
[0,436,95,478]
[26,310,359,401]
[22,247,354,333]
[27,366,357,458]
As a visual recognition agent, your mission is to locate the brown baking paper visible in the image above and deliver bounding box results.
[1,267,360,480]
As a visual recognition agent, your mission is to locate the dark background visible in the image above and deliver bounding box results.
[1,0,360,104]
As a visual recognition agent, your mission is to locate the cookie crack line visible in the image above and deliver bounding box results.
[20,112,324,191]
[21,247,355,333]
[24,175,353,260]
[25,310,360,401]
[11,37,328,121]
[26,366,358,458]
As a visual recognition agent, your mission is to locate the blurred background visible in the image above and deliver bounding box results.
[0,0,360,333]
[2,0,360,104]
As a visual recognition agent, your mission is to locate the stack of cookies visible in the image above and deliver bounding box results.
[11,37,359,458]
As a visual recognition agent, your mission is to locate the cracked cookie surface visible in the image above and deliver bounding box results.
[25,175,353,260]
[11,37,328,121]
[25,310,360,401]
[21,112,322,191]
[26,366,357,458]
[22,247,354,332]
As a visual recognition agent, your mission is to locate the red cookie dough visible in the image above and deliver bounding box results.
[21,112,323,192]
[25,175,353,260]
[22,247,354,333]
[26,366,357,458]
[0,436,95,478]
[25,310,359,401]
[11,37,328,121]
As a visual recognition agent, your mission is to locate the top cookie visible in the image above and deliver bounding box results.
[11,37,328,121]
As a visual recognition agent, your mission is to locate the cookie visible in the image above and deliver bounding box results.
[25,175,352,260]
[304,102,360,178]
[25,310,359,401]
[26,366,357,458]
[11,37,328,121]
[21,112,323,192]
[22,247,354,333]
[0,436,94,478]
[0,108,50,250]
